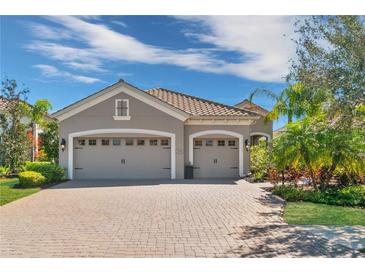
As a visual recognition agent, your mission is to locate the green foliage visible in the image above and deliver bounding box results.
[22,161,66,183]
[290,16,365,128]
[272,116,365,188]
[273,185,365,208]
[39,121,59,163]
[0,166,10,177]
[18,171,46,188]
[250,140,270,181]
[0,79,31,172]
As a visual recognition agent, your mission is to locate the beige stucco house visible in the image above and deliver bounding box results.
[52,80,272,180]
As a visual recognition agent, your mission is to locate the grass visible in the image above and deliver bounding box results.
[284,202,365,226]
[0,178,40,206]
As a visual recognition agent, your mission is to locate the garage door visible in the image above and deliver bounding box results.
[193,138,239,178]
[74,137,171,179]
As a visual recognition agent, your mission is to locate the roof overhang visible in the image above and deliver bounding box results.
[185,116,259,125]
[51,80,190,122]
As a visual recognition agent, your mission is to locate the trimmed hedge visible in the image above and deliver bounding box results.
[22,162,66,183]
[18,171,46,188]
[272,185,365,208]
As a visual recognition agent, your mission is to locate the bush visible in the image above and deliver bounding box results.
[21,161,66,183]
[272,185,365,207]
[0,166,10,177]
[250,140,270,181]
[18,171,46,188]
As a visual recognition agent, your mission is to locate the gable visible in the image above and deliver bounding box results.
[52,80,189,122]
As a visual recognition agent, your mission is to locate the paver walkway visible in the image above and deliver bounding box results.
[0,179,362,257]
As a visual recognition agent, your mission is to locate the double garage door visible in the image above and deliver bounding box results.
[74,137,171,180]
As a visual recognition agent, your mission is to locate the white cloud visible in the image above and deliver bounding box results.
[33,64,101,84]
[177,16,297,82]
[27,16,297,83]
[111,20,128,28]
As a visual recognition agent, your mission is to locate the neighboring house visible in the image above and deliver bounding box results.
[52,80,272,180]
[273,126,287,138]
[0,97,45,164]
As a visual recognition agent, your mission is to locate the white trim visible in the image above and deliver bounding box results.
[250,131,272,142]
[53,81,189,122]
[188,130,244,177]
[67,128,176,180]
[113,116,131,120]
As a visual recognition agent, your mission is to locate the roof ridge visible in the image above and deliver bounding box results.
[146,87,259,116]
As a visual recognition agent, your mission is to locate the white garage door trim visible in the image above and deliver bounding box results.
[68,129,176,180]
[188,130,244,177]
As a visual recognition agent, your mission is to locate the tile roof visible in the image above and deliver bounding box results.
[145,88,258,117]
[0,97,10,111]
[235,99,269,116]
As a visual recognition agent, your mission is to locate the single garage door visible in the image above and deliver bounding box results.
[193,138,239,178]
[74,137,171,179]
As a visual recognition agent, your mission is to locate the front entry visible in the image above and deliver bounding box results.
[193,138,239,178]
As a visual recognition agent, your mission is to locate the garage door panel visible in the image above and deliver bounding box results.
[74,138,170,179]
[193,139,239,178]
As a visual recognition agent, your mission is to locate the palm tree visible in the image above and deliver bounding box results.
[249,83,307,124]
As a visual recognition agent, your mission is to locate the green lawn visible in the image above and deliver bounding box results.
[0,178,40,206]
[284,202,365,226]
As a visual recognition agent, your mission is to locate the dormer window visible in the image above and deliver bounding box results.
[113,99,131,120]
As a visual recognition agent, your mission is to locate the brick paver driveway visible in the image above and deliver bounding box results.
[0,179,360,257]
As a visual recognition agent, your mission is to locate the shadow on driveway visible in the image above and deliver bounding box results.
[227,224,361,258]
[51,178,239,189]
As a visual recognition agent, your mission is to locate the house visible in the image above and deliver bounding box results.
[52,80,272,180]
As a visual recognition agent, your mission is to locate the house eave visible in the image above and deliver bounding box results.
[185,116,259,125]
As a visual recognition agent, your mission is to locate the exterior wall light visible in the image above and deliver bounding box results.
[60,138,66,151]
[245,139,249,151]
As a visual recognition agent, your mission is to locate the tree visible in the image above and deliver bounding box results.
[289,16,365,128]
[23,99,52,161]
[249,83,308,123]
[39,121,59,163]
[0,79,31,172]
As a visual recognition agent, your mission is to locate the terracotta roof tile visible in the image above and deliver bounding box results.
[146,88,258,117]
[235,99,269,116]
[0,97,10,111]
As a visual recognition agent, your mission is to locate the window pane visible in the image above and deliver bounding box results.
[101,139,110,146]
[78,139,85,146]
[205,140,213,146]
[194,140,202,146]
[228,140,236,146]
[89,139,97,146]
[217,140,225,146]
[161,139,169,146]
[116,100,128,116]
[150,139,158,146]
[125,139,133,146]
[137,139,145,146]
[112,139,121,146]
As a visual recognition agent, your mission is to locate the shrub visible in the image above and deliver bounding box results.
[21,161,66,183]
[0,166,11,177]
[272,185,365,207]
[18,171,46,188]
[250,140,270,181]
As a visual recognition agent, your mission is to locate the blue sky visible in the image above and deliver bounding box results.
[1,16,297,129]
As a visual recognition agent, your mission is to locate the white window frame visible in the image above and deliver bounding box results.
[113,99,131,120]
